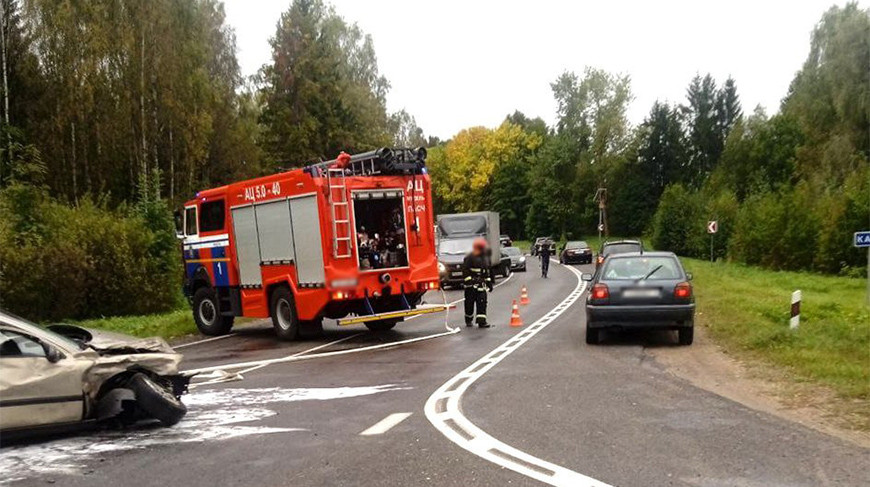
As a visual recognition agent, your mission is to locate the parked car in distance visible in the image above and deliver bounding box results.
[502,246,527,271]
[532,237,556,256]
[497,250,513,277]
[596,239,643,268]
[499,235,512,247]
[583,251,695,346]
[0,310,190,442]
[559,240,593,264]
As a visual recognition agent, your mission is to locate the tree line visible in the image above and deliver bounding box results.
[0,0,866,322]
[0,0,430,320]
[429,3,868,276]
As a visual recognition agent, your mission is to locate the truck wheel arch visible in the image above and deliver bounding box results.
[266,279,297,314]
[190,266,212,294]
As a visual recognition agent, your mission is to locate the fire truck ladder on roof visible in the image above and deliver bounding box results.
[326,167,353,259]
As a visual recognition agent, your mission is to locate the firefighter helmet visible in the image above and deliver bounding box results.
[473,238,488,252]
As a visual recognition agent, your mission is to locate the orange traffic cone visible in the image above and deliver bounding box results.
[509,300,524,327]
[520,286,530,306]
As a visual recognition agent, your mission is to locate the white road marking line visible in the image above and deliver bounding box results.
[190,333,366,387]
[174,332,237,349]
[424,263,611,487]
[184,329,460,375]
[359,412,413,436]
[183,273,517,377]
[236,333,364,375]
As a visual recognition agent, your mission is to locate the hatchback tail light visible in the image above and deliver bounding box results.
[674,282,692,299]
[591,283,610,301]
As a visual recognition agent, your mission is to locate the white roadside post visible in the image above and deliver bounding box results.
[707,220,718,262]
[854,231,870,305]
[789,290,801,330]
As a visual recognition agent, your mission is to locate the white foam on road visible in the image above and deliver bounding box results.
[0,384,409,483]
[424,262,612,487]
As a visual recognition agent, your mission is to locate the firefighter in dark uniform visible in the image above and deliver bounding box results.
[539,238,551,278]
[463,238,493,328]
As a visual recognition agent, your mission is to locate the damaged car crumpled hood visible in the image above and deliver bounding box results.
[64,328,184,398]
[85,329,177,355]
[85,352,182,388]
[85,330,181,383]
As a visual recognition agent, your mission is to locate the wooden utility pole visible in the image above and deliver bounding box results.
[594,187,608,239]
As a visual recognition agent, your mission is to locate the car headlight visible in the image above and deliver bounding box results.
[438,262,446,272]
[519,256,526,263]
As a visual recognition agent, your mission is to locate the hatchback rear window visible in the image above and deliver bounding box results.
[603,243,641,256]
[601,256,682,280]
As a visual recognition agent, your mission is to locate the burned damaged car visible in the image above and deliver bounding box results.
[0,310,190,441]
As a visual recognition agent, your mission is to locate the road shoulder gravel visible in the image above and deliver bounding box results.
[647,325,870,448]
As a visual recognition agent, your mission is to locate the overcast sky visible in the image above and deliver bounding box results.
[223,0,862,140]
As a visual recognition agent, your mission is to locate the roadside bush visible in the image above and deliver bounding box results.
[814,168,870,274]
[0,185,181,322]
[650,184,702,256]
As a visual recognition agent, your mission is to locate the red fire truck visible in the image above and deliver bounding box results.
[177,148,444,340]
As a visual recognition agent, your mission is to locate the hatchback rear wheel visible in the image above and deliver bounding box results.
[678,326,694,346]
[585,326,599,344]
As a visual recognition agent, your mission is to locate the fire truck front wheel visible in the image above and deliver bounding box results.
[193,287,234,336]
[270,287,300,341]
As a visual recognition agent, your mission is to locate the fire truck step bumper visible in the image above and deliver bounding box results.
[337,304,450,327]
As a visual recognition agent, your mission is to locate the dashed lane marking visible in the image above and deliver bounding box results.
[424,262,611,487]
[359,412,413,436]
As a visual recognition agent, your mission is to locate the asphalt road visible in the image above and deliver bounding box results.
[2,260,868,486]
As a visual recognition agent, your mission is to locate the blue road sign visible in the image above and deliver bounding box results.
[854,231,870,248]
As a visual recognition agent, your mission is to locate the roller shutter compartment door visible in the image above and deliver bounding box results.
[289,195,325,285]
[231,205,262,286]
[255,199,296,264]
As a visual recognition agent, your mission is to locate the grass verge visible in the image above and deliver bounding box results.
[683,258,869,430]
[72,308,197,340]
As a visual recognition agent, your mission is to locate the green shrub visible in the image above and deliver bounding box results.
[0,185,181,322]
[650,184,702,256]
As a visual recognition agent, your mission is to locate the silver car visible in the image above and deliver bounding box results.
[0,310,190,441]
[502,246,527,271]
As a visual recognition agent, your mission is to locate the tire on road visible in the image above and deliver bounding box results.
[365,319,398,332]
[299,318,324,338]
[678,325,694,346]
[271,286,300,341]
[192,287,234,336]
[128,373,187,426]
[585,326,599,344]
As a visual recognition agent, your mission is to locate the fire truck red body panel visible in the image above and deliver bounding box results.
[180,149,439,331]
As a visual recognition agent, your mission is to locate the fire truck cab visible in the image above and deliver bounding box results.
[177,148,443,340]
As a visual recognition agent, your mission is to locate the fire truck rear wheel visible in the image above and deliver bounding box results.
[193,287,234,336]
[365,319,398,332]
[271,287,300,341]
